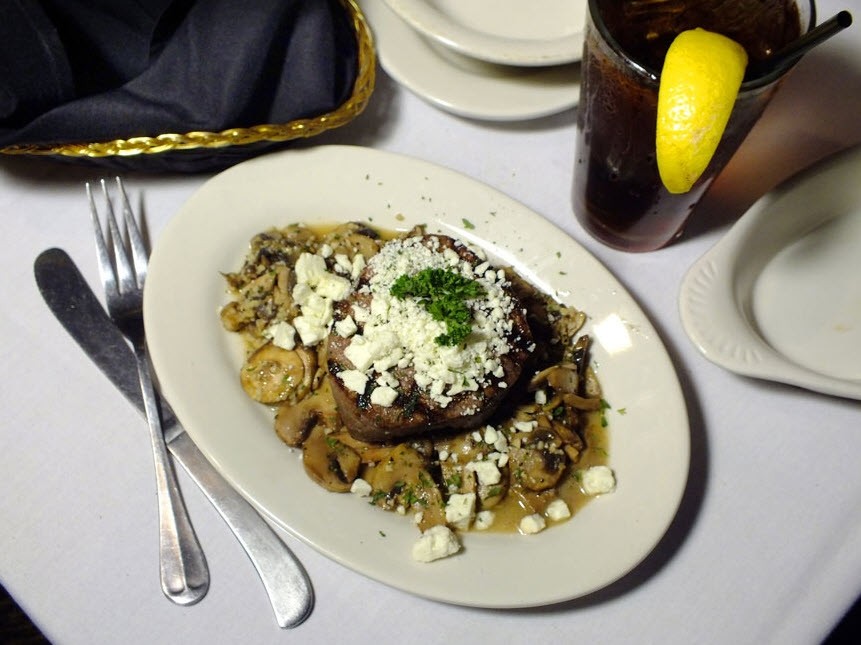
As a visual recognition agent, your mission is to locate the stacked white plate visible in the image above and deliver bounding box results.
[359,0,586,121]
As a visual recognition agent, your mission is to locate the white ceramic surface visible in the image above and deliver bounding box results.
[680,145,861,400]
[361,0,580,121]
[382,0,586,66]
[144,145,690,608]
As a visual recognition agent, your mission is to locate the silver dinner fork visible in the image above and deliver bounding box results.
[87,177,209,605]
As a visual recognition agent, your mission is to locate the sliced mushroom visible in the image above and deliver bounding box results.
[551,422,584,463]
[368,444,446,529]
[508,428,568,492]
[302,425,361,492]
[528,363,580,393]
[274,380,339,446]
[271,265,296,313]
[324,222,381,260]
[219,300,254,332]
[335,431,394,464]
[238,270,277,303]
[569,334,591,372]
[240,343,317,404]
[554,307,587,346]
[583,366,602,399]
[508,485,559,518]
[561,392,603,411]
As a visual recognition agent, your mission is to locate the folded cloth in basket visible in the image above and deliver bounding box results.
[0,0,363,171]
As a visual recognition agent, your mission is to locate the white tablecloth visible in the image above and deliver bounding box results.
[2,1,860,642]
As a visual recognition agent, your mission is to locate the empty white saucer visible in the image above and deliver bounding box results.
[360,0,580,121]
[383,0,586,66]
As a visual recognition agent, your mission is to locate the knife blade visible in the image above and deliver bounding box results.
[34,247,314,628]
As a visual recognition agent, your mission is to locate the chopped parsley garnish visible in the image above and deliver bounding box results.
[390,268,485,346]
[599,398,611,427]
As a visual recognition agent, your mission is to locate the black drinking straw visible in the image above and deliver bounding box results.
[750,10,853,79]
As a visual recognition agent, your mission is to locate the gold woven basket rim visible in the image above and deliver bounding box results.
[0,0,375,159]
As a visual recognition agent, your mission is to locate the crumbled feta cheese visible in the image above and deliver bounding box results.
[483,426,499,445]
[315,272,352,301]
[294,252,328,285]
[292,282,314,306]
[466,460,501,486]
[412,525,461,563]
[299,292,333,324]
[545,499,571,521]
[534,389,547,405]
[514,420,536,433]
[334,253,353,272]
[343,335,374,371]
[334,315,358,338]
[341,235,520,408]
[350,478,372,497]
[519,513,546,535]
[444,492,476,530]
[351,304,370,323]
[370,386,398,407]
[493,433,509,453]
[351,253,366,280]
[288,249,355,346]
[375,371,398,389]
[581,465,616,495]
[293,315,329,346]
[339,369,368,394]
[264,320,296,350]
[474,510,495,530]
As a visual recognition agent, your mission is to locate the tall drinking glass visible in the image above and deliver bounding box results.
[572,0,816,252]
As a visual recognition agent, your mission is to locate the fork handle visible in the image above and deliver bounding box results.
[132,339,210,605]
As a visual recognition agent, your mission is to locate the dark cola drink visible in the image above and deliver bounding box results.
[573,0,807,252]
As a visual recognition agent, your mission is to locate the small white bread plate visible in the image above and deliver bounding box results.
[382,0,586,66]
[361,0,579,121]
[680,145,861,400]
[145,145,689,607]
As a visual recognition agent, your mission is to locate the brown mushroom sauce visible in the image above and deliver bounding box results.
[220,222,610,534]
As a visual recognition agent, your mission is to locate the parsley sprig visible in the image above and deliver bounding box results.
[390,268,485,346]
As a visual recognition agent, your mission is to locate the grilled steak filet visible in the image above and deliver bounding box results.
[327,234,533,443]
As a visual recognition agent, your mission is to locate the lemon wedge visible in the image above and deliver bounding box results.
[656,28,748,194]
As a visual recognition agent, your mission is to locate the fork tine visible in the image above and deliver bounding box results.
[99,178,136,296]
[87,181,118,302]
[115,177,148,287]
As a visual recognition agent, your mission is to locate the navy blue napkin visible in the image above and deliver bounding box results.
[0,0,359,171]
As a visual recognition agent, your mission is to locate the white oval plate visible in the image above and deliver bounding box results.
[361,0,579,121]
[382,0,586,66]
[145,145,689,608]
[680,145,861,400]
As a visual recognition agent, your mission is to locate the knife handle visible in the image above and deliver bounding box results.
[35,248,314,628]
[168,434,314,628]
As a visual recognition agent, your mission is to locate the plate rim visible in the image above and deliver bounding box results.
[382,0,585,66]
[679,145,861,400]
[145,144,691,607]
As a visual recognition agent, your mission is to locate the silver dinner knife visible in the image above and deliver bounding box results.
[34,247,314,628]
